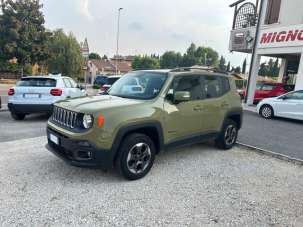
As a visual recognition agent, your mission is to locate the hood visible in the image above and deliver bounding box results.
[55,95,144,113]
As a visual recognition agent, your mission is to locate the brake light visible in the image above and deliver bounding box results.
[50,88,63,96]
[8,88,15,96]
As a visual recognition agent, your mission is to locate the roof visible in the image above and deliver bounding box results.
[89,59,132,72]
[108,75,122,78]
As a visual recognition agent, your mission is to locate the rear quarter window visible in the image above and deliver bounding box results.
[17,78,57,87]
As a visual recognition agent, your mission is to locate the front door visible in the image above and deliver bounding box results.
[163,75,206,143]
[275,91,303,120]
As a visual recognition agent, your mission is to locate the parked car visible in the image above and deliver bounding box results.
[46,68,242,180]
[99,75,121,94]
[257,90,303,120]
[93,75,108,87]
[241,82,292,103]
[8,75,86,120]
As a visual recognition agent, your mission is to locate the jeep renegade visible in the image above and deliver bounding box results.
[47,68,242,180]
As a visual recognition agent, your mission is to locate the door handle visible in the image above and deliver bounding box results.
[193,105,202,111]
[221,102,229,108]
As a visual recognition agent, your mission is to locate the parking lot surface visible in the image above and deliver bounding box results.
[239,110,303,160]
[0,136,302,226]
[0,112,47,142]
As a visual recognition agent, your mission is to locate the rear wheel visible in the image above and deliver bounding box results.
[260,105,274,119]
[115,133,156,180]
[10,112,26,120]
[215,119,238,150]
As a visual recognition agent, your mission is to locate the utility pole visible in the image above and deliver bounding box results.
[115,8,123,75]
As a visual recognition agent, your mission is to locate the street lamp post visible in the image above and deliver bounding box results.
[115,7,123,75]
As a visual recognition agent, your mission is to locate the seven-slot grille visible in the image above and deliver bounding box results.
[52,106,78,129]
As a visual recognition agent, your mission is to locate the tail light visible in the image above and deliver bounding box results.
[50,88,63,96]
[8,88,15,96]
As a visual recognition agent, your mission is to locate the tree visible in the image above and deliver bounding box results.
[46,29,83,77]
[234,66,241,74]
[219,56,226,71]
[242,58,247,74]
[272,58,279,77]
[89,52,101,60]
[227,61,231,72]
[102,55,108,60]
[259,63,267,76]
[0,0,48,66]
[132,55,160,70]
[160,51,182,69]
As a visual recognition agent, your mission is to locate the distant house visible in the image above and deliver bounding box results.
[86,59,132,84]
[111,55,135,67]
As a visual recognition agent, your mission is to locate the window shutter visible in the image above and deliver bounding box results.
[265,0,281,24]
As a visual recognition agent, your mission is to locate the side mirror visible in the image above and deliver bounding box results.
[174,91,190,103]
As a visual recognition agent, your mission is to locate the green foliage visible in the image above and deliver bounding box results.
[218,56,226,71]
[132,55,160,70]
[89,53,101,60]
[242,58,247,74]
[46,29,84,78]
[160,51,182,69]
[258,58,280,77]
[0,60,21,73]
[0,0,48,65]
[227,61,231,72]
[234,66,241,74]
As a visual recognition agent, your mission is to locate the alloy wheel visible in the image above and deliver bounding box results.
[261,106,272,118]
[224,125,237,146]
[126,142,152,174]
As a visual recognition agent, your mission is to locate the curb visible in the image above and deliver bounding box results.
[236,142,303,166]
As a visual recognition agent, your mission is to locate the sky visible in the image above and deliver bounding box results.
[41,0,249,67]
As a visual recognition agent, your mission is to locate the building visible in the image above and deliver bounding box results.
[86,59,132,84]
[110,55,135,67]
[229,0,303,105]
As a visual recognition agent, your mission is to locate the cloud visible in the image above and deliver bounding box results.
[77,0,93,20]
[128,22,143,32]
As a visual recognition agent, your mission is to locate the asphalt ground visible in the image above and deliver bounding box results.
[0,136,302,226]
[239,110,303,160]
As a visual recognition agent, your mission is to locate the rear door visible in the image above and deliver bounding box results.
[11,77,57,104]
[199,75,231,132]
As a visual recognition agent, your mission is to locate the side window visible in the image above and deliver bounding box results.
[284,91,303,100]
[63,78,72,88]
[265,0,281,24]
[69,79,77,88]
[173,75,204,101]
[203,76,223,99]
[220,77,231,95]
[262,85,276,91]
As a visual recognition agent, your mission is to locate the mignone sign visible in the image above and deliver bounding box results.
[258,24,303,49]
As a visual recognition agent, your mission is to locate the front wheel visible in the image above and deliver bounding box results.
[260,105,274,119]
[115,133,156,180]
[10,112,26,120]
[215,119,238,150]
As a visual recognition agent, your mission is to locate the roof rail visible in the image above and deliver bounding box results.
[170,67,229,75]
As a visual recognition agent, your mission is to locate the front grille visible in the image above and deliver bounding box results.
[52,106,78,129]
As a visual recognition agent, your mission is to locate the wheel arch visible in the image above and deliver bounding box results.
[111,121,164,164]
[222,109,243,130]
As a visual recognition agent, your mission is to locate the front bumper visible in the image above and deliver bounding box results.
[8,103,53,114]
[46,127,113,169]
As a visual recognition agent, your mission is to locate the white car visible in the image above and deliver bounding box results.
[8,75,86,120]
[257,90,303,120]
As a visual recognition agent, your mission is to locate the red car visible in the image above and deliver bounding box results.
[241,82,293,103]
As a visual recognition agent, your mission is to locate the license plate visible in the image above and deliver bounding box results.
[24,93,40,98]
[49,133,59,145]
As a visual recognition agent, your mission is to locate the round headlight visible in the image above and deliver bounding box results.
[83,114,93,129]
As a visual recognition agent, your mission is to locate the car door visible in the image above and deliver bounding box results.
[163,75,207,142]
[275,91,303,120]
[199,75,230,132]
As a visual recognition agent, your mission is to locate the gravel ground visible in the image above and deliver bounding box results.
[0,137,303,227]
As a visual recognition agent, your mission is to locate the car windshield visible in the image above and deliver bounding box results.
[17,78,57,87]
[108,72,167,100]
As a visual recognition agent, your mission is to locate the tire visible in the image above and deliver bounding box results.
[115,133,156,180]
[215,119,238,150]
[260,105,274,119]
[10,112,26,120]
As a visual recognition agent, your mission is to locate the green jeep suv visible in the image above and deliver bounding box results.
[47,68,242,180]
